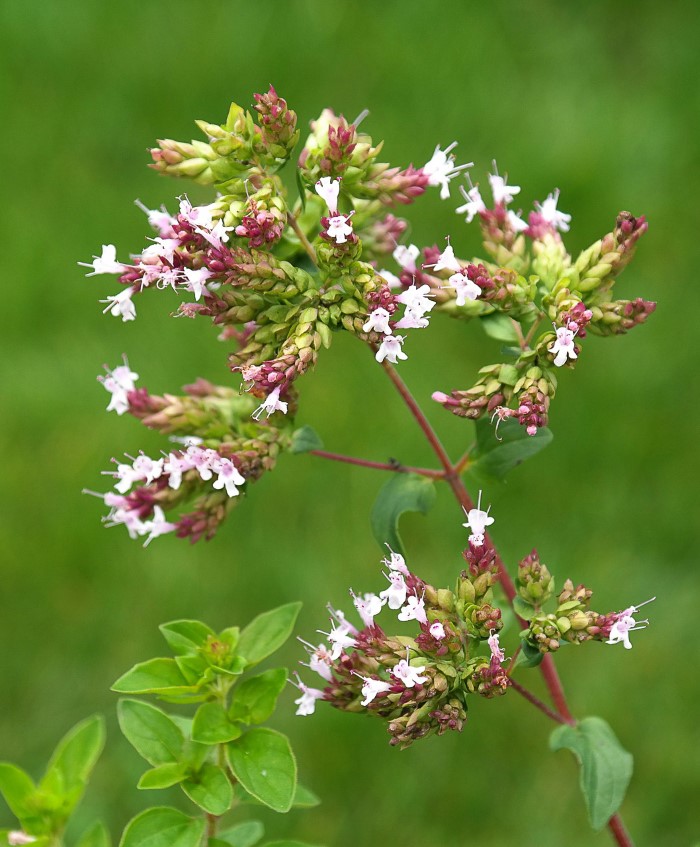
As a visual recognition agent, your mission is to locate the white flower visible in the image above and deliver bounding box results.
[444,271,481,306]
[383,547,409,575]
[212,457,245,497]
[315,176,341,212]
[107,506,147,539]
[378,269,401,289]
[393,244,420,273]
[394,309,430,330]
[391,658,428,688]
[356,674,392,706]
[456,185,486,223]
[396,284,435,316]
[163,452,191,490]
[187,446,219,481]
[375,335,407,364]
[549,326,577,367]
[132,454,164,485]
[8,831,37,845]
[488,630,505,662]
[141,506,177,547]
[507,210,529,233]
[351,591,384,627]
[326,214,354,244]
[429,621,446,640]
[322,621,357,660]
[379,571,407,610]
[292,675,324,716]
[362,307,392,335]
[111,461,143,494]
[398,594,427,624]
[149,236,180,265]
[135,199,176,236]
[299,638,335,682]
[252,386,288,420]
[429,242,461,273]
[182,267,214,301]
[462,490,494,547]
[535,189,571,232]
[607,598,654,650]
[98,360,138,415]
[201,220,233,252]
[423,143,473,200]
[79,244,125,276]
[489,171,521,205]
[101,288,136,322]
[178,197,216,229]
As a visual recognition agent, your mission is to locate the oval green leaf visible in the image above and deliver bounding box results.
[192,702,243,745]
[0,763,35,820]
[288,426,323,454]
[228,668,288,726]
[138,763,188,790]
[42,715,105,793]
[370,473,436,557]
[159,621,217,656]
[181,764,233,815]
[471,417,553,482]
[75,821,112,847]
[215,820,264,847]
[119,806,205,847]
[112,659,195,695]
[550,716,633,830]
[237,604,302,668]
[227,728,296,813]
[117,700,184,766]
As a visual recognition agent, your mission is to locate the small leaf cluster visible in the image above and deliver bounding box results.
[0,716,107,847]
[112,605,320,847]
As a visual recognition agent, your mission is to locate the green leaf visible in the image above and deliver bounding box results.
[118,700,185,767]
[75,821,112,847]
[513,640,545,669]
[288,783,320,808]
[470,417,553,482]
[370,473,436,557]
[112,659,197,695]
[263,842,323,847]
[550,716,633,830]
[237,604,302,668]
[231,781,319,810]
[227,728,296,813]
[229,669,287,726]
[119,807,205,847]
[288,426,323,454]
[182,764,233,816]
[159,621,216,656]
[42,715,105,794]
[512,596,538,621]
[138,763,188,790]
[0,763,35,819]
[214,820,264,847]
[192,702,243,745]
[480,312,520,343]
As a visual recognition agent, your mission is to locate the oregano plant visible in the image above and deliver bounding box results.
[73,86,653,845]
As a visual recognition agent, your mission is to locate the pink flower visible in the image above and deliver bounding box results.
[375,335,407,364]
[391,658,428,688]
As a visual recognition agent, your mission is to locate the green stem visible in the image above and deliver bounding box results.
[287,210,317,265]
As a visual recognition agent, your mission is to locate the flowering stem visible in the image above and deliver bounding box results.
[310,449,443,479]
[378,357,633,847]
[511,318,529,351]
[287,210,317,265]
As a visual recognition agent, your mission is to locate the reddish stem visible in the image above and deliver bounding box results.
[608,815,635,847]
[509,678,571,725]
[309,449,443,479]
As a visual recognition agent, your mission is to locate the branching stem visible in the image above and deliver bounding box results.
[287,210,317,265]
[310,449,443,478]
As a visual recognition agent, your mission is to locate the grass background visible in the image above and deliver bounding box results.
[1,1,699,844]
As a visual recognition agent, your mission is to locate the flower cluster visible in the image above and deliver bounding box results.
[84,87,654,544]
[515,550,654,653]
[294,527,513,748]
[88,367,288,543]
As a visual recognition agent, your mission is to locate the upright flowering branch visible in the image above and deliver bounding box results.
[85,87,654,847]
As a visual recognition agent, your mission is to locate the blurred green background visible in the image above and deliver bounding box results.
[2,0,698,844]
